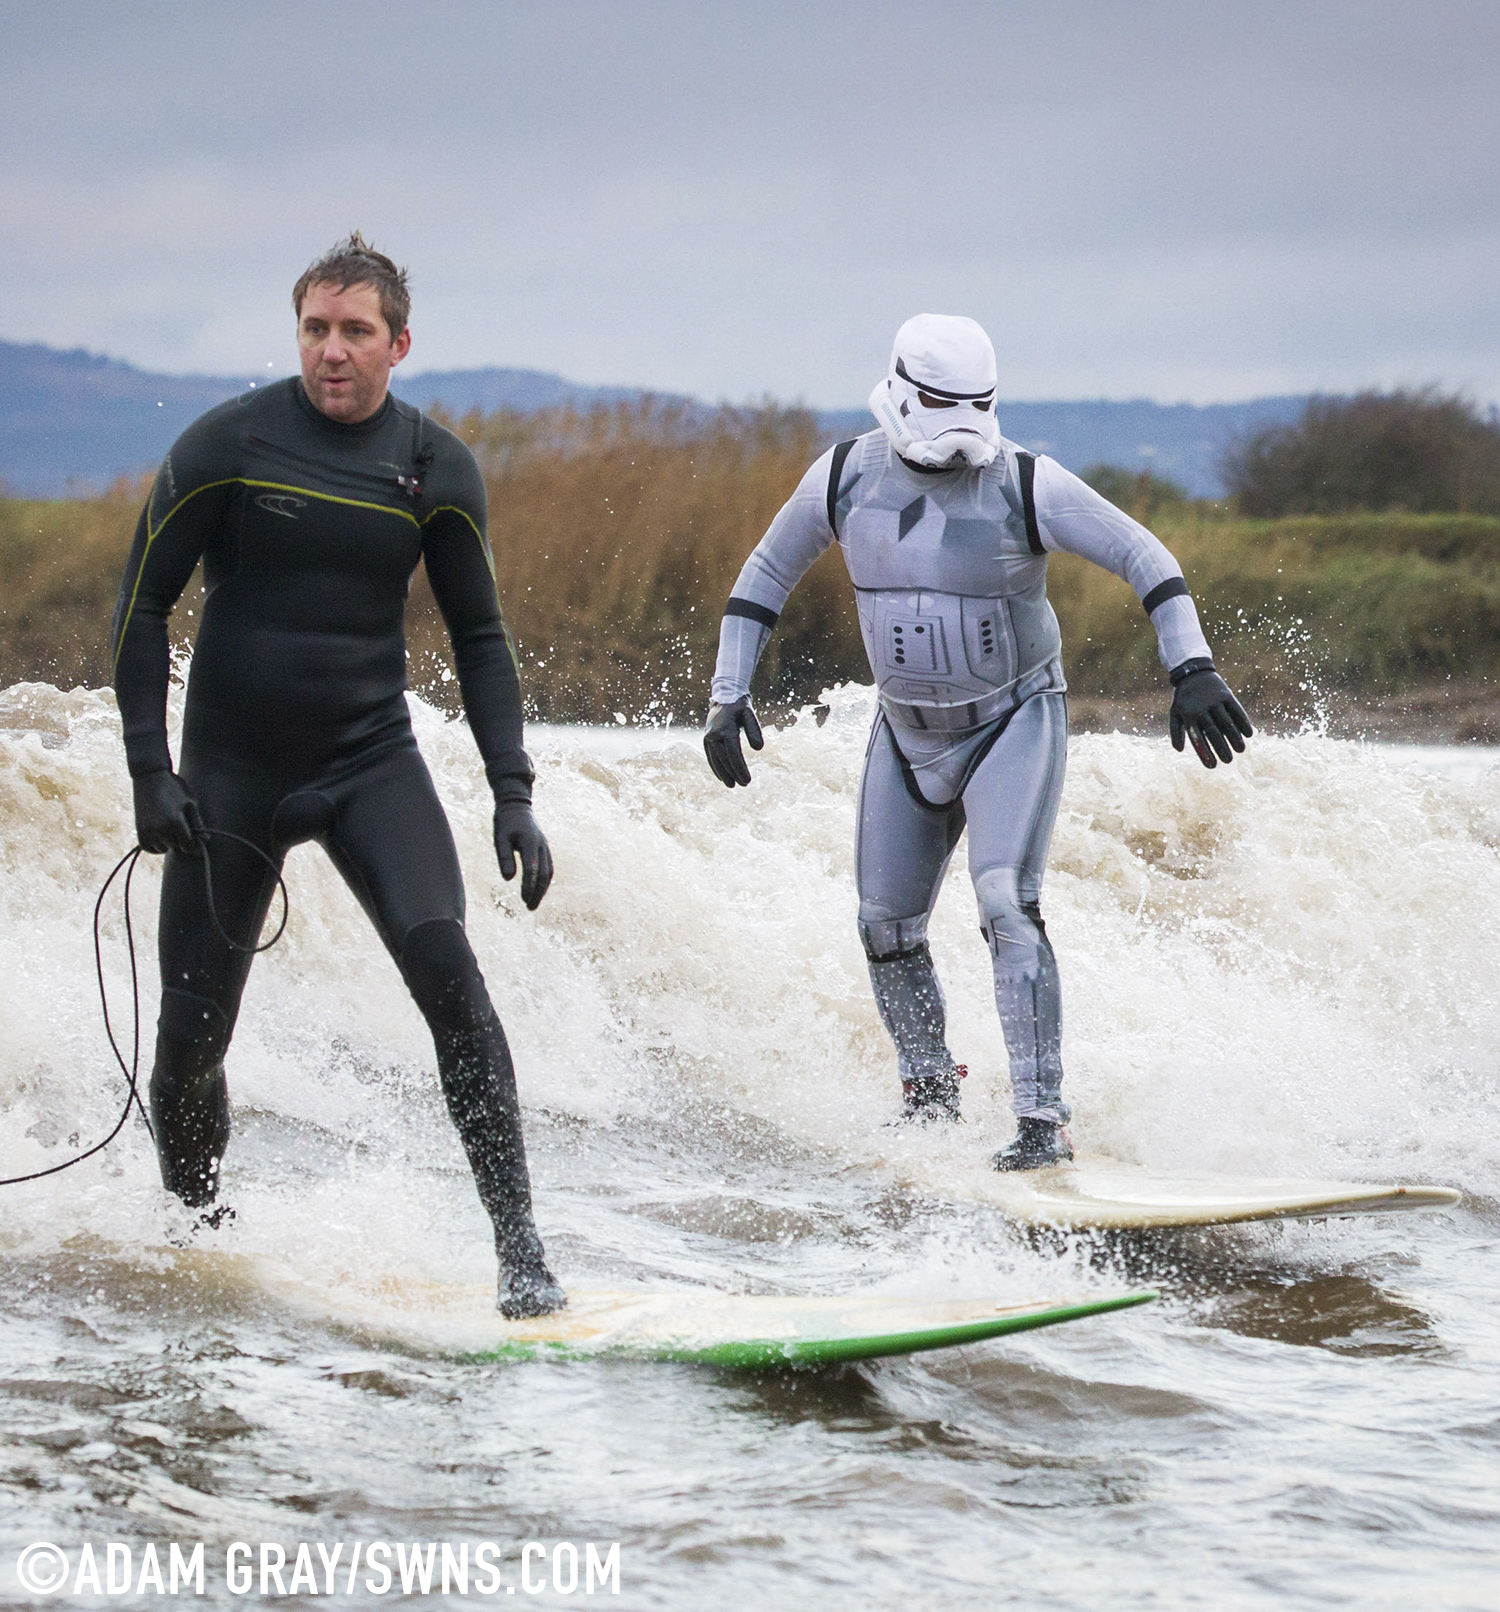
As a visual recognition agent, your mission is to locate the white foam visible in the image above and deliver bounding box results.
[2,678,1493,1311]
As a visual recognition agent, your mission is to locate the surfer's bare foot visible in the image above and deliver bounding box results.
[498,1264,568,1320]
[890,1066,966,1125]
[992,1117,1073,1172]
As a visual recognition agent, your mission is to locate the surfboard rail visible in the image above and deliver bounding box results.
[958,1163,1463,1230]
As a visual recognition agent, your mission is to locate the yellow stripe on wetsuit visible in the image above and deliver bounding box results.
[113,481,515,676]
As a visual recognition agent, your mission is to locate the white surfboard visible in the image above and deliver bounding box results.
[947,1157,1461,1230]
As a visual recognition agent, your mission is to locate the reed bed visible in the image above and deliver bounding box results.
[3,404,1498,730]
[412,401,864,721]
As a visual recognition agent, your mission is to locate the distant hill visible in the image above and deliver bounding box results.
[0,341,664,497]
[394,366,660,416]
[815,396,1310,499]
[0,341,259,497]
[0,338,1306,498]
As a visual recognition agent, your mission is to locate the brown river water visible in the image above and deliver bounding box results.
[3,682,1497,1610]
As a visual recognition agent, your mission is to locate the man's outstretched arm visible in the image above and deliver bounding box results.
[111,424,234,777]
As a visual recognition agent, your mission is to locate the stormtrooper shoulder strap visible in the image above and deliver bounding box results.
[825,439,858,537]
[1016,451,1043,555]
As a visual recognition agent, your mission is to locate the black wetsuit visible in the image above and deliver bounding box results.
[111,377,549,1277]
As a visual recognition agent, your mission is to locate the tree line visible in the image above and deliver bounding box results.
[1092,388,1500,519]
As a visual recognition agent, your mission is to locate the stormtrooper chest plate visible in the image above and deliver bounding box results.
[838,482,1044,598]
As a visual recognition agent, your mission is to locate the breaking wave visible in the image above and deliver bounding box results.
[2,676,1496,1304]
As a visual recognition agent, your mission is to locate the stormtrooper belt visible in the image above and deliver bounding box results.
[879,686,1013,734]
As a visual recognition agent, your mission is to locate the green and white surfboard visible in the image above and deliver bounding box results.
[470,1287,1157,1365]
[236,1256,1151,1364]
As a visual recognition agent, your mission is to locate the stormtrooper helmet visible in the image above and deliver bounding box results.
[868,313,1001,469]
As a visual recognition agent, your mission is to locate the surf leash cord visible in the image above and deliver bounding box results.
[0,829,288,1188]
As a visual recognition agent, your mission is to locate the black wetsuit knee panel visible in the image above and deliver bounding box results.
[399,917,493,1033]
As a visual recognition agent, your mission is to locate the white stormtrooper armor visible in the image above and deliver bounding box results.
[710,320,1216,1127]
[712,430,1211,799]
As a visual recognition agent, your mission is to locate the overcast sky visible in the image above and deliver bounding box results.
[2,1,1497,406]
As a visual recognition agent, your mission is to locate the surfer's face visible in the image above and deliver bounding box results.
[297,280,410,424]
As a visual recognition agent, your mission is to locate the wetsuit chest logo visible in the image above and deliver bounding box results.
[255,492,308,520]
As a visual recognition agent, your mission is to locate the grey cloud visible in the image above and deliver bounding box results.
[2,0,1497,402]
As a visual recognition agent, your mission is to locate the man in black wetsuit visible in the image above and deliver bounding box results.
[110,233,565,1318]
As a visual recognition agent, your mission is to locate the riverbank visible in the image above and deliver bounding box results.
[3,403,1498,730]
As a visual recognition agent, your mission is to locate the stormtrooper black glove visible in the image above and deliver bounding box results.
[703,696,764,788]
[1169,661,1253,768]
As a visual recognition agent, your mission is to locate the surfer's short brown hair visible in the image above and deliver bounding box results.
[293,232,411,339]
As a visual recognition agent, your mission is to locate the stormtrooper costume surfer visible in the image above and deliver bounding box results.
[704,315,1252,1169]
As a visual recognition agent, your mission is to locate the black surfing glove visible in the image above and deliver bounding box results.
[494,800,553,911]
[132,768,204,855]
[1169,663,1253,768]
[703,696,764,788]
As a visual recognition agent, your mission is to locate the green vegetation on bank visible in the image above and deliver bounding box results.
[2,402,1498,726]
[1054,503,1500,706]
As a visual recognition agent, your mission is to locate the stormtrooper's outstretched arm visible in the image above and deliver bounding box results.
[710,449,838,705]
[1031,454,1251,765]
[1029,454,1213,675]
